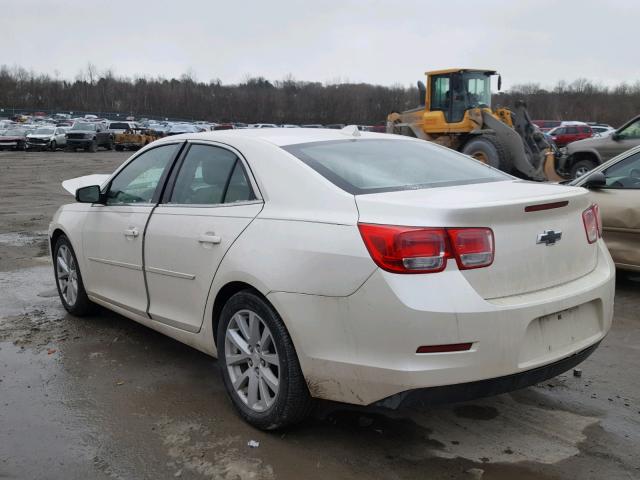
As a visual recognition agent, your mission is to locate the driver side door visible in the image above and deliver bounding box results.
[81,143,183,315]
[600,118,640,161]
[589,150,640,269]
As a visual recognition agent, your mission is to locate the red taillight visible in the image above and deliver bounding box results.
[447,228,494,270]
[593,203,602,237]
[582,204,600,244]
[357,224,450,274]
[358,224,494,274]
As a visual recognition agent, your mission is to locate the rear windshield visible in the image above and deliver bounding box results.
[109,122,130,129]
[283,139,510,194]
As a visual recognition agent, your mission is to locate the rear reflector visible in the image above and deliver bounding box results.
[416,343,473,354]
[524,201,569,212]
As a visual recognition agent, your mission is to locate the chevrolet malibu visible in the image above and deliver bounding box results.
[49,127,615,429]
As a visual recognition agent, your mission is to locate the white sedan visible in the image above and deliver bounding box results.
[49,127,615,429]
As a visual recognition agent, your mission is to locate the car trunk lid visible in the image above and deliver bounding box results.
[355,180,598,299]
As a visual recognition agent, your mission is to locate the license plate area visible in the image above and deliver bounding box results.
[518,301,602,368]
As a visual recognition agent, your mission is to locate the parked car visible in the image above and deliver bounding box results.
[547,122,593,148]
[114,128,159,151]
[300,124,323,128]
[166,124,200,136]
[250,123,278,128]
[570,145,640,271]
[26,126,67,151]
[532,120,562,133]
[587,123,616,137]
[325,124,345,129]
[0,127,28,150]
[65,122,113,152]
[108,121,138,135]
[50,128,614,429]
[563,115,640,178]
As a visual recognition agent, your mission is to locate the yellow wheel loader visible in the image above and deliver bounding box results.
[387,69,564,182]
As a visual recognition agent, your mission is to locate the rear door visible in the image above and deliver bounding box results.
[82,143,183,315]
[589,151,640,269]
[144,142,263,332]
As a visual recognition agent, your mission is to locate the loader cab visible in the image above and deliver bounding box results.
[426,69,495,124]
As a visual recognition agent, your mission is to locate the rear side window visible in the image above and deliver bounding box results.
[283,139,510,195]
[169,144,255,204]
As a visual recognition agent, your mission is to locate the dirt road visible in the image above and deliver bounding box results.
[1,150,639,480]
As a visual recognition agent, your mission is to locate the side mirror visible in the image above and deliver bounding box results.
[497,74,502,91]
[612,132,621,141]
[583,171,607,188]
[75,185,103,203]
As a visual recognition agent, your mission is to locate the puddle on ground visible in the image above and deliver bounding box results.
[0,342,103,478]
[0,230,49,247]
[407,394,599,465]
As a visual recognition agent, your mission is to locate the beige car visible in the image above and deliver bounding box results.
[572,145,640,271]
[564,115,640,178]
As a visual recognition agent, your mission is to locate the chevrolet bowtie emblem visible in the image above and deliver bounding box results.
[537,230,562,246]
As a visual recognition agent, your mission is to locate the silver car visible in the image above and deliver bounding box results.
[26,126,67,151]
[564,115,640,178]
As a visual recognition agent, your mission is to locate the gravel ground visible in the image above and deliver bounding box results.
[1,149,639,480]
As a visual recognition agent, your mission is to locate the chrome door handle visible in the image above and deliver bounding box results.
[123,227,139,237]
[198,233,221,244]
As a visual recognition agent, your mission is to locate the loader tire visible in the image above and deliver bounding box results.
[461,135,512,173]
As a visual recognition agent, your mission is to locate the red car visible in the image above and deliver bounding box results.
[548,123,593,147]
[532,120,561,133]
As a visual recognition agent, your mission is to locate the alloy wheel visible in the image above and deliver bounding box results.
[56,244,78,306]
[224,309,280,412]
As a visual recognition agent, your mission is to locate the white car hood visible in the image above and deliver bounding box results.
[62,174,110,195]
[27,134,54,139]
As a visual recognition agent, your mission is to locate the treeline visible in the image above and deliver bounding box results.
[1,65,640,126]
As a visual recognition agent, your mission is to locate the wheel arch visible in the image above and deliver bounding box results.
[565,150,601,169]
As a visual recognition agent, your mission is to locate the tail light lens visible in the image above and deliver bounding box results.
[358,224,494,274]
[582,204,601,244]
[357,224,450,273]
[448,228,494,269]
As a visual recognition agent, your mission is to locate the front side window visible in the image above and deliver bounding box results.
[618,119,640,139]
[284,139,510,195]
[170,144,255,204]
[602,151,640,189]
[106,144,180,205]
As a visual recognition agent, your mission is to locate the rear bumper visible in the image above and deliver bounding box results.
[268,240,615,405]
[375,341,599,409]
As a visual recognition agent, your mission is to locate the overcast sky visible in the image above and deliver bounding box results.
[3,0,637,90]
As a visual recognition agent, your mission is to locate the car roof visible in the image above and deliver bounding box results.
[156,126,391,147]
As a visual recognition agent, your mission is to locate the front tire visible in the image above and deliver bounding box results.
[53,235,95,316]
[50,140,57,151]
[461,135,511,173]
[217,291,312,430]
[88,139,98,153]
[571,159,598,179]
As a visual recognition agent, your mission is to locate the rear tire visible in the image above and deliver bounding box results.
[461,135,511,173]
[217,291,313,430]
[571,159,598,179]
[53,235,96,316]
[115,145,124,151]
